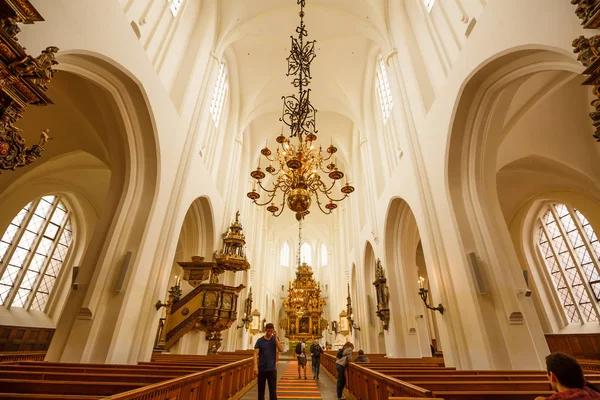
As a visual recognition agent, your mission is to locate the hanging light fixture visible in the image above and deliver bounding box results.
[247,0,354,220]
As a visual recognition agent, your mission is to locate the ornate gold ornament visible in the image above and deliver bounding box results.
[280,220,327,343]
[156,212,251,350]
[572,0,600,29]
[372,259,390,330]
[346,283,360,332]
[247,0,354,219]
[0,1,58,172]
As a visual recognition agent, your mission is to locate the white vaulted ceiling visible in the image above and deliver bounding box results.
[216,0,388,155]
[213,0,389,236]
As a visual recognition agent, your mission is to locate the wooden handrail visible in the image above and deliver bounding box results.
[321,353,433,399]
[349,361,433,398]
[102,357,254,399]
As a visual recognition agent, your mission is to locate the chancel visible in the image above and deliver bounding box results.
[0,0,599,399]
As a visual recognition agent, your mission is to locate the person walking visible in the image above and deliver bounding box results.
[295,338,308,379]
[310,339,323,379]
[254,323,284,400]
[336,342,354,400]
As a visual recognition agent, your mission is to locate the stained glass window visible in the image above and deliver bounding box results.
[300,242,312,266]
[170,0,184,17]
[210,63,228,127]
[280,242,290,267]
[375,57,393,124]
[537,203,600,324]
[0,196,73,312]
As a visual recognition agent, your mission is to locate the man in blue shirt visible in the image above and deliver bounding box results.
[254,322,283,400]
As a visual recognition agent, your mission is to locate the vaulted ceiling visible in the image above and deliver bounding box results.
[213,0,391,240]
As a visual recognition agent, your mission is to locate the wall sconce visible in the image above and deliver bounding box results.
[155,275,182,310]
[418,276,444,314]
[339,310,349,335]
[349,313,361,331]
[260,318,266,333]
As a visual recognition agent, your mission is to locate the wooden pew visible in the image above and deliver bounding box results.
[0,354,255,399]
[0,351,46,362]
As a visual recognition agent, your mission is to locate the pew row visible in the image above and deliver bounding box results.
[320,353,600,400]
[0,351,46,362]
[0,354,255,399]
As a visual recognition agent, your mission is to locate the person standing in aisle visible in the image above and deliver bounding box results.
[254,323,284,400]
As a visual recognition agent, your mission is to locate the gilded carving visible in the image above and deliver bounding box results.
[0,1,57,173]
[372,259,390,330]
[160,213,250,350]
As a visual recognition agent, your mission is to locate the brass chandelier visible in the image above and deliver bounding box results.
[246,0,354,220]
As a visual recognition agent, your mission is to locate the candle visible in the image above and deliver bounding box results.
[174,275,178,286]
[266,139,269,148]
[253,180,256,190]
[418,276,424,289]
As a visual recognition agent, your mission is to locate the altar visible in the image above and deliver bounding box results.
[279,262,328,341]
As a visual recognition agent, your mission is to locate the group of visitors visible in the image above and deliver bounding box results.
[294,338,325,379]
[253,321,598,400]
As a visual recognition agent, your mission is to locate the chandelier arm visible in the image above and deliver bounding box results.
[271,192,288,217]
[323,191,349,203]
[257,180,280,193]
[313,192,333,215]
[253,191,279,207]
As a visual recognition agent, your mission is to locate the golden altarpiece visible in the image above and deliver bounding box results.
[279,262,328,344]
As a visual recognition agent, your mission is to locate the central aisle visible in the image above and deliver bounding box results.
[240,359,338,399]
[277,360,322,399]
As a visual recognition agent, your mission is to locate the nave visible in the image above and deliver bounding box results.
[240,359,335,400]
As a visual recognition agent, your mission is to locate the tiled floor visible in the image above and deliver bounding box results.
[240,360,339,400]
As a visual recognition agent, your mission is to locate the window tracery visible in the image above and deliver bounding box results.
[375,57,393,124]
[170,0,184,17]
[422,0,435,12]
[210,63,228,127]
[537,203,600,324]
[0,196,73,312]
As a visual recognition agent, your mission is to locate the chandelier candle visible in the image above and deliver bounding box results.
[246,0,354,219]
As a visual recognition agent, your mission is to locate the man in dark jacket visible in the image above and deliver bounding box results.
[310,339,323,379]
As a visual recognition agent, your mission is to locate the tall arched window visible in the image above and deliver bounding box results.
[422,0,435,12]
[210,63,228,127]
[375,57,393,124]
[0,196,73,312]
[537,203,600,324]
[280,242,290,267]
[320,243,328,267]
[300,242,312,266]
[169,0,184,16]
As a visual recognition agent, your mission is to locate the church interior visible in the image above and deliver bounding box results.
[0,0,599,399]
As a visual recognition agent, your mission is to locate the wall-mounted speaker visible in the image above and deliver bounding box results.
[71,266,79,290]
[115,251,133,292]
[468,252,487,295]
[522,270,529,287]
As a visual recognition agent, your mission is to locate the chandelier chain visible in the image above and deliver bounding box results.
[246,0,355,219]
